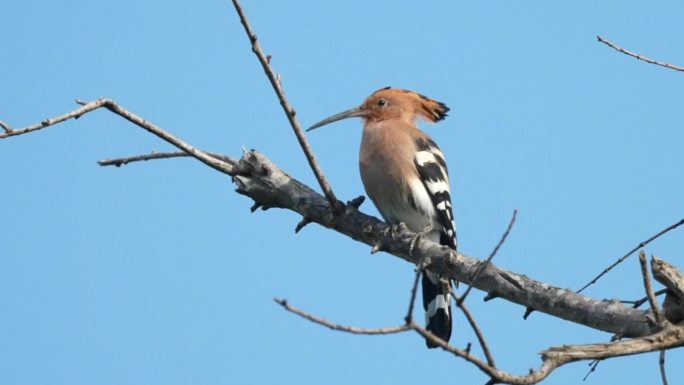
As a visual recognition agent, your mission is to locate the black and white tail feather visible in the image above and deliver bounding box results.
[414,136,457,348]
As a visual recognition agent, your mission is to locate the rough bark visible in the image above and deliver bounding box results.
[233,149,658,338]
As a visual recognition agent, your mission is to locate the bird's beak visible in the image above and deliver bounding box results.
[306,107,366,132]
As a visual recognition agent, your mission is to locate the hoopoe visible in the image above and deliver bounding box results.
[307,87,456,348]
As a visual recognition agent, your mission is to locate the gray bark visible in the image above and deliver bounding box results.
[233,150,657,338]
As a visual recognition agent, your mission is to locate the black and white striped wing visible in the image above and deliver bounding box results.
[414,137,457,250]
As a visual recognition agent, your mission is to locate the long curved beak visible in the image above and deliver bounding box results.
[306,107,366,132]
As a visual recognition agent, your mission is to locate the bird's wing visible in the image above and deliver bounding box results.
[413,137,457,250]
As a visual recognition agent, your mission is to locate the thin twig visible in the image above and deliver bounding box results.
[459,209,517,304]
[455,295,496,367]
[0,99,236,176]
[0,120,11,133]
[597,36,684,72]
[231,0,342,213]
[621,288,668,308]
[0,100,104,139]
[578,217,684,293]
[274,298,410,335]
[583,359,602,381]
[639,250,663,324]
[659,350,669,385]
[405,262,424,323]
[98,150,237,167]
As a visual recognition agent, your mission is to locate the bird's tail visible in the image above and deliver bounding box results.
[422,271,452,348]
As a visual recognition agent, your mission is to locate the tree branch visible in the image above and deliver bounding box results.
[597,36,684,72]
[233,150,664,338]
[97,150,237,167]
[0,99,236,176]
[231,0,342,213]
[274,298,410,335]
[651,256,684,325]
[660,350,669,385]
[456,298,496,368]
[639,250,664,325]
[0,119,11,133]
[578,217,684,293]
[459,209,517,304]
[278,292,684,385]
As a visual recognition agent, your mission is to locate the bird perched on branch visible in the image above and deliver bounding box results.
[307,87,456,348]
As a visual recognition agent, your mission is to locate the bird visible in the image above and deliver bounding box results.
[307,87,456,348]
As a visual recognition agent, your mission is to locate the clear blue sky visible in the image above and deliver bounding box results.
[2,1,683,384]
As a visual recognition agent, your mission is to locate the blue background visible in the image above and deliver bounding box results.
[2,1,683,384]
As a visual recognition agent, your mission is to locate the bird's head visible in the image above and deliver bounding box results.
[307,87,449,132]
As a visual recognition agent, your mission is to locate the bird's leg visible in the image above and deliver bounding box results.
[409,223,434,259]
[387,222,409,241]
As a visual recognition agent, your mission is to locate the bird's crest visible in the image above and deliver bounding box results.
[367,87,449,123]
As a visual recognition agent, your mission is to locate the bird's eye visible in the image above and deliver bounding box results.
[377,98,389,107]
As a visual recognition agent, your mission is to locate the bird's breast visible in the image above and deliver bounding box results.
[358,123,438,234]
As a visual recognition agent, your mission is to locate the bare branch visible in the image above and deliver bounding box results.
[0,99,106,139]
[231,0,342,213]
[651,256,684,325]
[639,251,663,324]
[415,321,684,384]
[97,150,237,167]
[279,302,684,385]
[405,262,424,323]
[0,120,11,133]
[578,217,684,293]
[582,359,602,381]
[274,298,410,335]
[597,36,684,72]
[233,150,661,338]
[455,297,496,367]
[459,209,517,304]
[652,256,684,299]
[542,325,684,361]
[0,99,237,176]
[659,350,668,385]
[621,288,668,308]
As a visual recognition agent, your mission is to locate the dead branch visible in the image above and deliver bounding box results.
[639,251,664,324]
[0,119,11,133]
[231,0,342,213]
[652,256,684,299]
[98,150,236,167]
[404,262,424,323]
[622,289,668,309]
[281,294,684,385]
[542,325,684,361]
[274,298,410,335]
[660,350,669,385]
[0,99,236,176]
[578,217,684,293]
[597,36,684,72]
[652,256,684,325]
[583,360,602,381]
[459,209,517,304]
[456,298,496,367]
